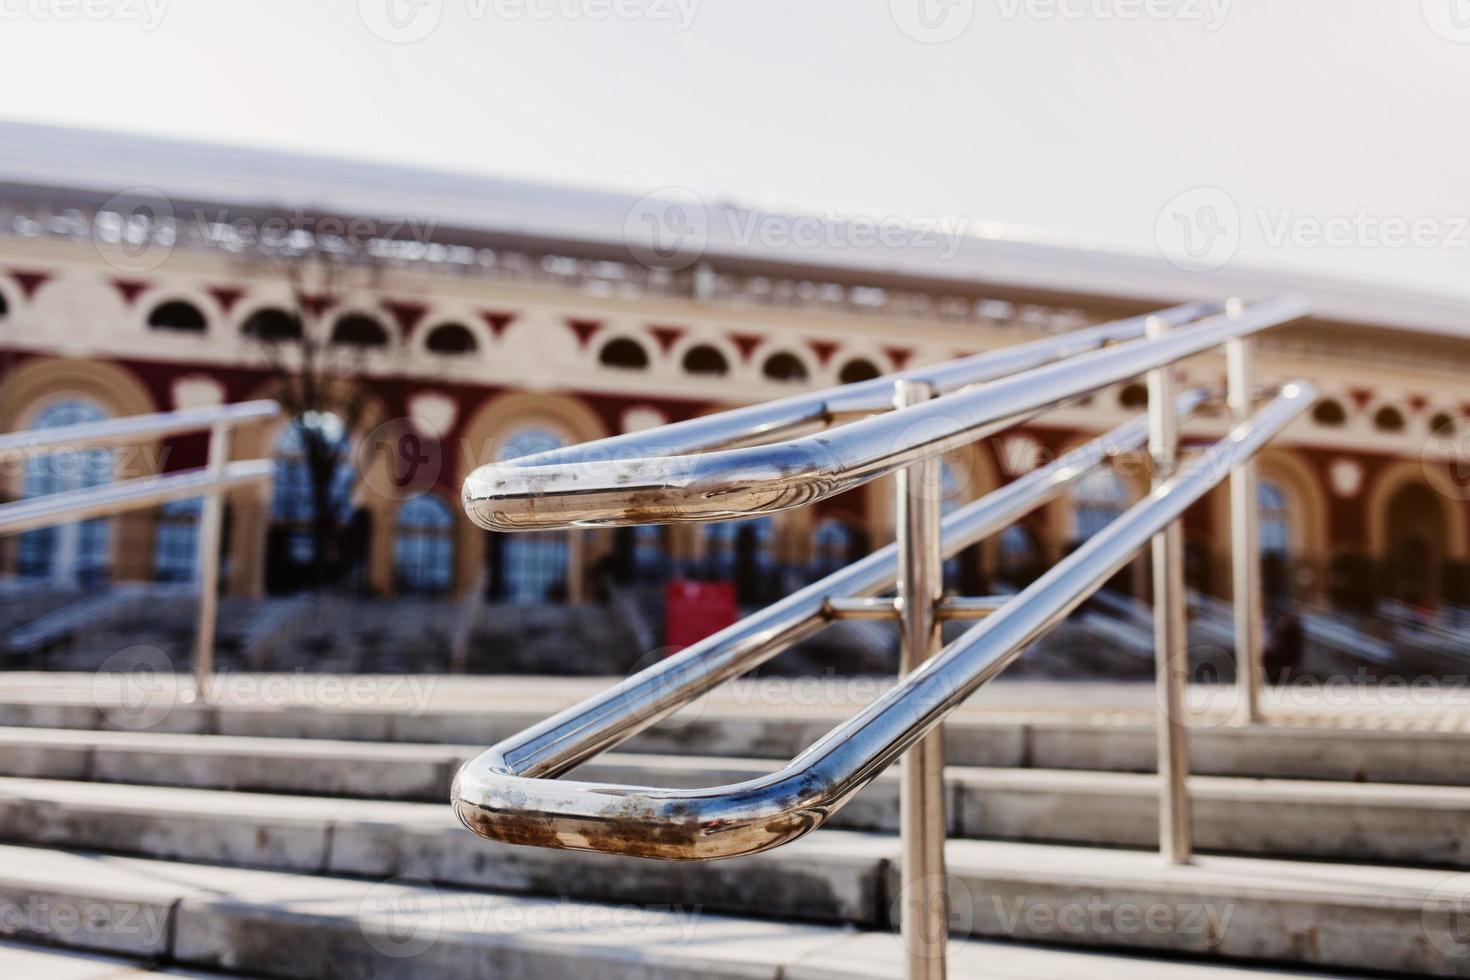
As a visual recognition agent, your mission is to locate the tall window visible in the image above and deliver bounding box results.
[1258,480,1291,558]
[153,498,201,583]
[395,495,454,594]
[18,399,113,587]
[496,427,568,602]
[271,413,355,570]
[1071,469,1129,543]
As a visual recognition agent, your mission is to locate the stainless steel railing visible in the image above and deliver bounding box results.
[0,400,279,691]
[452,298,1313,978]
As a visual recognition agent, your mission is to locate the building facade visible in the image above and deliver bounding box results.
[1,125,1467,613]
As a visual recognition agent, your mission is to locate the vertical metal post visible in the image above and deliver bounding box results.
[893,379,948,979]
[1228,333,1265,724]
[1145,317,1193,864]
[192,421,229,702]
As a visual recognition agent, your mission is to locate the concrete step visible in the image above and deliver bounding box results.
[0,779,1461,975]
[3,729,1469,866]
[3,693,1470,785]
[0,940,239,979]
[0,844,1366,980]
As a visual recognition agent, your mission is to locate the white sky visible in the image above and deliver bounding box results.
[2,0,1468,298]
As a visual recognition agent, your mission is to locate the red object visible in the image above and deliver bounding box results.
[664,579,737,651]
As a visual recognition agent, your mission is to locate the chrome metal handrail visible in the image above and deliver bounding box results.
[455,383,1315,861]
[463,297,1304,530]
[452,298,1313,978]
[0,401,280,692]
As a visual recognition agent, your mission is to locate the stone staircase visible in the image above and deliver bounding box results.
[0,676,1467,977]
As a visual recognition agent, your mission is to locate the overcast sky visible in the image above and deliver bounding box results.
[2,0,1468,299]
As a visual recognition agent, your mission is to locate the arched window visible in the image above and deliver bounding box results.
[1312,399,1347,427]
[394,495,455,594]
[1373,405,1406,433]
[1259,479,1290,558]
[1071,468,1129,543]
[839,359,881,384]
[762,352,808,383]
[270,413,355,585]
[147,300,206,333]
[1119,383,1148,409]
[18,399,114,587]
[494,428,569,602]
[598,338,650,369]
[331,314,390,348]
[0,292,8,318]
[424,323,478,354]
[242,308,303,342]
[682,345,729,376]
[1430,412,1455,436]
[153,498,201,583]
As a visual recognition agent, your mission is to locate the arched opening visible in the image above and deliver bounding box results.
[18,399,114,588]
[682,345,729,376]
[486,428,569,603]
[424,323,478,355]
[1312,399,1347,427]
[1430,412,1456,436]
[1071,468,1130,544]
[0,292,8,318]
[147,300,207,333]
[1259,478,1292,598]
[598,338,650,370]
[839,359,881,384]
[1373,406,1406,434]
[1070,468,1133,595]
[394,494,455,595]
[1385,483,1447,606]
[1119,383,1149,409]
[331,314,390,348]
[762,352,808,383]
[242,308,303,342]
